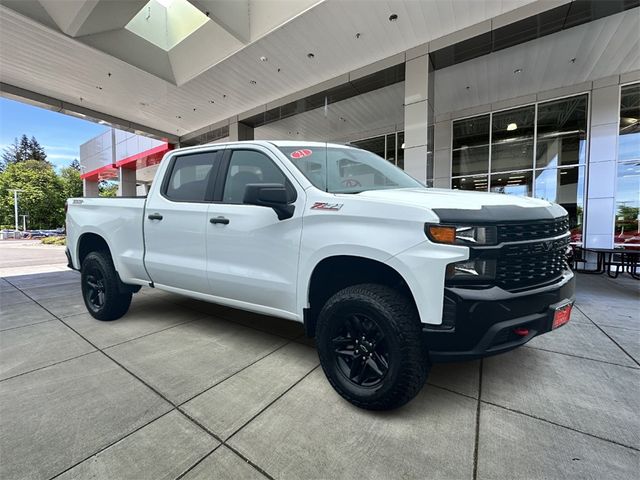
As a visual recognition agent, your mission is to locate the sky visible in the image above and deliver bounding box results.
[0,97,108,170]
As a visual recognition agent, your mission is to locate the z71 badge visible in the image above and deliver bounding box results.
[311,202,343,211]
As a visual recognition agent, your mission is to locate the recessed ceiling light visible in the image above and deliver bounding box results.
[193,108,197,111]
[307,53,315,59]
[249,80,257,85]
[176,115,182,119]
[465,86,470,90]
[209,100,215,104]
[139,102,148,107]
[513,68,522,74]
[389,13,398,21]
[355,32,361,39]
[507,123,518,131]
[569,57,577,64]
[277,68,281,73]
[260,56,268,62]
[95,86,103,90]
[223,94,227,98]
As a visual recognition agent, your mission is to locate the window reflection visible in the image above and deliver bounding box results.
[619,84,640,162]
[397,132,405,170]
[614,161,640,246]
[452,115,489,176]
[452,175,488,191]
[535,167,585,243]
[536,95,587,168]
[351,135,385,159]
[490,171,533,196]
[491,106,535,172]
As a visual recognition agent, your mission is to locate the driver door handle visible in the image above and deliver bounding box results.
[148,213,163,221]
[210,216,230,225]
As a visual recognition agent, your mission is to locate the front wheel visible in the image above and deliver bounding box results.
[316,284,429,410]
[81,251,132,321]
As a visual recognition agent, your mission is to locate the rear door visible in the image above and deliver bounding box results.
[144,148,223,293]
[205,146,304,316]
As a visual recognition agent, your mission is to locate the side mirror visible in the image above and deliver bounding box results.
[243,183,295,220]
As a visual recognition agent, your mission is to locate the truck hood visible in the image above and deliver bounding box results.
[347,188,566,221]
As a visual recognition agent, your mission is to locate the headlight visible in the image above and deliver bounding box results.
[446,259,496,282]
[426,224,497,245]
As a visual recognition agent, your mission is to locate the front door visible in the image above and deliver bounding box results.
[144,149,222,293]
[206,147,304,316]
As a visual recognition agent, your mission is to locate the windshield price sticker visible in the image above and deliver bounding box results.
[291,149,313,159]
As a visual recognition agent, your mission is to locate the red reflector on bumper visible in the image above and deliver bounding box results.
[552,303,572,330]
[513,327,529,337]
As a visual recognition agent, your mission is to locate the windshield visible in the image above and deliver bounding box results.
[276,145,424,193]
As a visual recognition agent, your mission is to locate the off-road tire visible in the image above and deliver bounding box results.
[81,251,132,321]
[316,283,429,410]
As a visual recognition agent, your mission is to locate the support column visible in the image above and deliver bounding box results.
[83,179,99,197]
[584,83,620,249]
[403,52,434,184]
[229,121,254,141]
[118,167,137,197]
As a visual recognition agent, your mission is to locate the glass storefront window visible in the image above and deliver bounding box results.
[397,132,405,170]
[351,135,385,159]
[491,106,535,172]
[619,84,640,162]
[614,162,640,246]
[489,170,533,197]
[452,114,489,176]
[536,95,588,168]
[452,175,488,191]
[535,166,585,243]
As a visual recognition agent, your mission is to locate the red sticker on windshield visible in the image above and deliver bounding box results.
[291,149,312,159]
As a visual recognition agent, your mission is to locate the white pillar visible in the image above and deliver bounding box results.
[118,167,137,197]
[83,179,99,197]
[229,121,254,141]
[404,51,434,184]
[584,83,620,249]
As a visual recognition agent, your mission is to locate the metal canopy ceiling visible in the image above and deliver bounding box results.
[0,0,541,137]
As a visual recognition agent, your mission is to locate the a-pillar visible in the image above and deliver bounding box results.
[229,120,254,141]
[403,50,435,184]
[118,167,137,197]
[83,179,99,197]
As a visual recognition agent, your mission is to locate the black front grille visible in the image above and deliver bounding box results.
[497,216,569,243]
[495,236,569,290]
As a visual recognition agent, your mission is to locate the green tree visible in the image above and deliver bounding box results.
[1,134,49,170]
[0,160,65,229]
[59,162,83,200]
[99,180,118,197]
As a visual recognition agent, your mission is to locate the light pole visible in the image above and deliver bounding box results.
[9,189,24,233]
[20,214,28,231]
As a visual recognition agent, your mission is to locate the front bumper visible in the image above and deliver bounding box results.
[426,270,575,362]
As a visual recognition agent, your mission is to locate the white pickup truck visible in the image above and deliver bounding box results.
[66,141,574,410]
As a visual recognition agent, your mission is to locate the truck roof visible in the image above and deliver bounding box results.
[200,140,355,149]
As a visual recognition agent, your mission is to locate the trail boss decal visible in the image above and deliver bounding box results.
[311,202,343,211]
[290,149,313,159]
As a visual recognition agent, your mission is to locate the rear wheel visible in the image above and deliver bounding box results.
[81,251,132,321]
[316,284,429,410]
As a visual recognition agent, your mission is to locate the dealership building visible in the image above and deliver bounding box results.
[0,0,638,248]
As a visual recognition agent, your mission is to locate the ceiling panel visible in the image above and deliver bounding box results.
[434,9,640,115]
[0,0,537,137]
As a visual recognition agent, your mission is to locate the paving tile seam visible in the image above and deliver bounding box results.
[97,315,208,350]
[0,349,97,384]
[176,340,298,408]
[426,382,478,401]
[0,318,57,333]
[522,345,640,370]
[472,359,484,480]
[48,408,180,480]
[574,305,640,368]
[225,363,322,444]
[177,408,276,480]
[174,444,224,480]
[178,363,323,480]
[480,400,640,452]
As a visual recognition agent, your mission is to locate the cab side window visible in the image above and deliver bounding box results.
[165,151,218,202]
[222,150,287,204]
